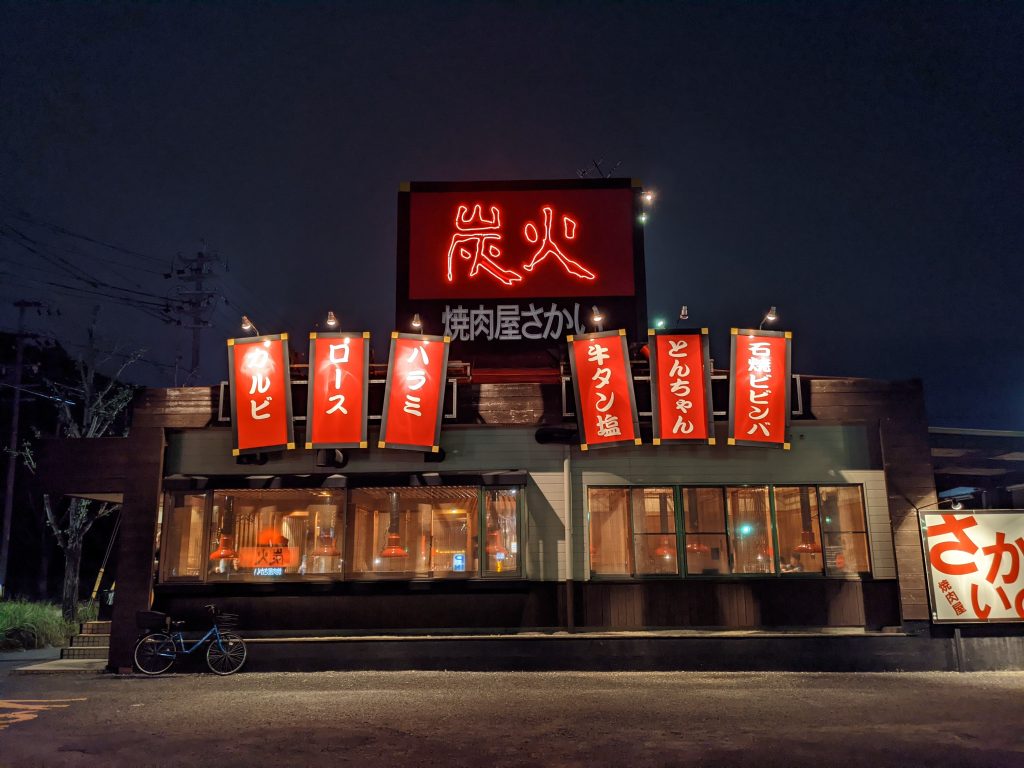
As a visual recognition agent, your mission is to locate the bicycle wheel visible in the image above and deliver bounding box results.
[133,633,176,675]
[206,631,246,675]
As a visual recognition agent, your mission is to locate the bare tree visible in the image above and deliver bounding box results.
[39,323,140,620]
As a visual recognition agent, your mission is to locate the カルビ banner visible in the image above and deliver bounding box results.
[306,331,370,450]
[567,329,641,450]
[379,332,451,452]
[648,328,714,445]
[728,329,791,448]
[227,334,294,455]
[922,511,1024,622]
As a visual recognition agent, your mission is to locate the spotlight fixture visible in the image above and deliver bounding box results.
[411,313,423,330]
[759,306,777,330]
[590,306,605,331]
[655,318,666,329]
[642,190,655,204]
[638,212,648,224]
[679,305,689,321]
[241,315,259,335]
[325,311,338,328]
[951,500,963,511]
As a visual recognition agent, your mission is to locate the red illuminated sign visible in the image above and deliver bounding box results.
[649,329,714,444]
[728,329,791,449]
[567,329,641,450]
[407,185,637,300]
[379,332,451,452]
[227,334,294,455]
[306,332,370,450]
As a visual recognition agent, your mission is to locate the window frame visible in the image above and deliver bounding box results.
[586,483,874,582]
[156,484,526,585]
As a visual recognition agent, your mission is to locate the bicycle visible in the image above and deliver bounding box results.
[133,604,247,676]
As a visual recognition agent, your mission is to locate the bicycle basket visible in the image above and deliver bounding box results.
[216,612,240,630]
[136,610,169,631]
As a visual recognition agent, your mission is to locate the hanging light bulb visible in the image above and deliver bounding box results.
[411,313,423,330]
[241,315,259,335]
[325,311,338,329]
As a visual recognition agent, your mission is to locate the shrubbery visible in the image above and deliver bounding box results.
[0,600,97,650]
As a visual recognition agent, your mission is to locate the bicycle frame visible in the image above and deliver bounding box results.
[157,624,231,658]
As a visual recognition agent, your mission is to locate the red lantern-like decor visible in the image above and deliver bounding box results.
[209,535,238,561]
[313,534,341,558]
[485,529,509,560]
[792,530,822,554]
[379,532,408,558]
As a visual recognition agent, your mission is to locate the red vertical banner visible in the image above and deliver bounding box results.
[306,331,370,450]
[379,332,451,452]
[648,328,714,445]
[728,328,792,449]
[227,334,294,455]
[567,329,641,450]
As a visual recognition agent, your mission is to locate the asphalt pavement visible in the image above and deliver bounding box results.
[0,669,1021,767]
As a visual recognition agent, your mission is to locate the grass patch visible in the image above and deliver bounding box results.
[0,600,76,650]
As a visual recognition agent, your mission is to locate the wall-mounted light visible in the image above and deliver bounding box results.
[679,305,689,321]
[241,315,259,335]
[325,311,338,329]
[642,190,656,205]
[655,318,666,329]
[759,306,777,330]
[638,212,648,224]
[411,313,423,330]
[590,306,605,331]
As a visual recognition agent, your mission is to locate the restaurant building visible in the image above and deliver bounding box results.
[38,179,1022,672]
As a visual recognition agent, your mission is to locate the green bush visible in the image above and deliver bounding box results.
[0,600,76,650]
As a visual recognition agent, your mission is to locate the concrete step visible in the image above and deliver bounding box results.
[80,620,111,635]
[61,646,108,660]
[71,633,110,648]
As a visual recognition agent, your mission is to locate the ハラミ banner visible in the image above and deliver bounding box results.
[567,329,641,450]
[227,334,294,455]
[923,511,1024,622]
[648,328,714,445]
[728,329,791,449]
[306,331,370,450]
[379,332,451,452]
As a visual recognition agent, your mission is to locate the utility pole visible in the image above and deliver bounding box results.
[0,299,42,597]
[174,243,222,385]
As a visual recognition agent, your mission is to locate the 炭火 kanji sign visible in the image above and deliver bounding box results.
[379,332,450,452]
[567,329,641,450]
[728,329,791,449]
[649,328,714,445]
[227,334,294,455]
[306,332,370,450]
[922,511,1024,622]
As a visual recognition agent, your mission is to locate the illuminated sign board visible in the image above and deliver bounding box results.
[728,329,792,449]
[922,511,1024,622]
[379,332,451,452]
[567,329,641,450]
[397,179,646,364]
[648,328,715,445]
[226,334,295,456]
[306,331,370,450]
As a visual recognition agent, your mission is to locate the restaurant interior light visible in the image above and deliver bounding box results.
[325,311,338,328]
[411,313,423,330]
[241,315,259,335]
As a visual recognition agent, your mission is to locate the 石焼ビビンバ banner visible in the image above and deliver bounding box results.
[227,334,294,455]
[648,328,714,445]
[922,511,1024,622]
[728,329,791,449]
[567,329,640,450]
[306,332,370,450]
[379,332,450,452]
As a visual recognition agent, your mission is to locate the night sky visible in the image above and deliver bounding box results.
[1,2,1021,428]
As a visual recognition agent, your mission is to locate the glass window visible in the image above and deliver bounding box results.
[680,487,730,575]
[631,488,678,575]
[773,487,824,575]
[588,488,631,575]
[161,493,207,580]
[819,486,871,575]
[726,486,774,574]
[483,489,520,576]
[207,489,345,581]
[348,487,479,578]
